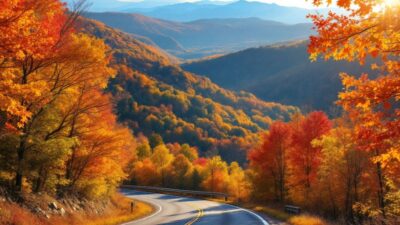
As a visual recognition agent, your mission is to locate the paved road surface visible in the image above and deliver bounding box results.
[121,189,269,225]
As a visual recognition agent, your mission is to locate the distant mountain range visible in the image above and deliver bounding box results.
[71,0,331,24]
[183,41,375,112]
[65,0,185,12]
[84,12,313,59]
[127,0,324,24]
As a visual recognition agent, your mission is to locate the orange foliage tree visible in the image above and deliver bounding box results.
[0,0,69,126]
[201,156,229,192]
[0,0,136,199]
[308,0,400,218]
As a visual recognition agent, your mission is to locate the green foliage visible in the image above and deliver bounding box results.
[136,143,152,160]
[191,169,202,190]
[180,144,198,162]
[149,133,164,149]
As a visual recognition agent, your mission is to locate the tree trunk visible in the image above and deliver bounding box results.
[376,161,386,218]
[34,167,42,193]
[15,137,27,191]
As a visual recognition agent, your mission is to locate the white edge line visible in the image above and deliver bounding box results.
[226,204,270,225]
[122,194,163,225]
[122,190,268,225]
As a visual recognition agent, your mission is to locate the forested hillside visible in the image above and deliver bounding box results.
[81,19,298,164]
[183,41,374,111]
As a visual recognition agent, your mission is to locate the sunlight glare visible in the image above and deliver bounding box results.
[383,0,400,7]
[375,0,400,12]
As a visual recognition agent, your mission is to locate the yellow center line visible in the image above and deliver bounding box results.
[185,204,204,225]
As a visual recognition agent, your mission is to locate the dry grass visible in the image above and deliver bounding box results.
[0,201,46,225]
[81,194,154,225]
[0,194,154,225]
[250,205,291,221]
[288,215,329,225]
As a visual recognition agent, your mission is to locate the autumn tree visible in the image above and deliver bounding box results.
[151,145,174,186]
[133,158,160,186]
[65,102,135,198]
[202,156,228,192]
[0,0,82,127]
[308,0,400,219]
[167,154,193,188]
[249,121,292,202]
[0,0,101,192]
[312,120,370,220]
[0,0,137,200]
[287,111,331,207]
[227,162,251,201]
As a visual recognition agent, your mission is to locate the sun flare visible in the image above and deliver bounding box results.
[375,0,400,12]
[383,0,400,6]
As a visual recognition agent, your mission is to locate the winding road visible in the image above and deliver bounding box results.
[121,189,269,225]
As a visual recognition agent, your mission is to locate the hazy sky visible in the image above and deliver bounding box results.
[248,0,316,8]
[119,0,317,9]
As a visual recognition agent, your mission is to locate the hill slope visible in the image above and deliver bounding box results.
[84,12,313,59]
[80,19,298,163]
[183,41,374,111]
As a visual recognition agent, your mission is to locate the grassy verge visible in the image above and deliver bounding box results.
[78,194,154,225]
[243,203,291,222]
[238,203,330,225]
[0,193,154,225]
[204,198,330,225]
[288,215,328,225]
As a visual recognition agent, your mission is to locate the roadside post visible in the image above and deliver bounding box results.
[284,205,301,215]
[131,201,136,213]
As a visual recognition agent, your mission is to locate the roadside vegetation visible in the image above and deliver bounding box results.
[0,192,153,225]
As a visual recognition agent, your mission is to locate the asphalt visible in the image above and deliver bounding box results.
[121,189,269,225]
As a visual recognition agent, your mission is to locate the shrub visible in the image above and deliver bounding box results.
[289,215,328,225]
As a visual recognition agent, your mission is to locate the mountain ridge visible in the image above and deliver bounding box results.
[183,41,375,111]
[84,12,314,59]
[125,0,325,24]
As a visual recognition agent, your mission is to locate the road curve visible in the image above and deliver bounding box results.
[121,189,269,225]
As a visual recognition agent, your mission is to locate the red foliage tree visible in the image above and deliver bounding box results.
[288,112,331,205]
[249,121,292,201]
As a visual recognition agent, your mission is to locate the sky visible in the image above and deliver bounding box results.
[248,0,316,8]
[118,0,317,9]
